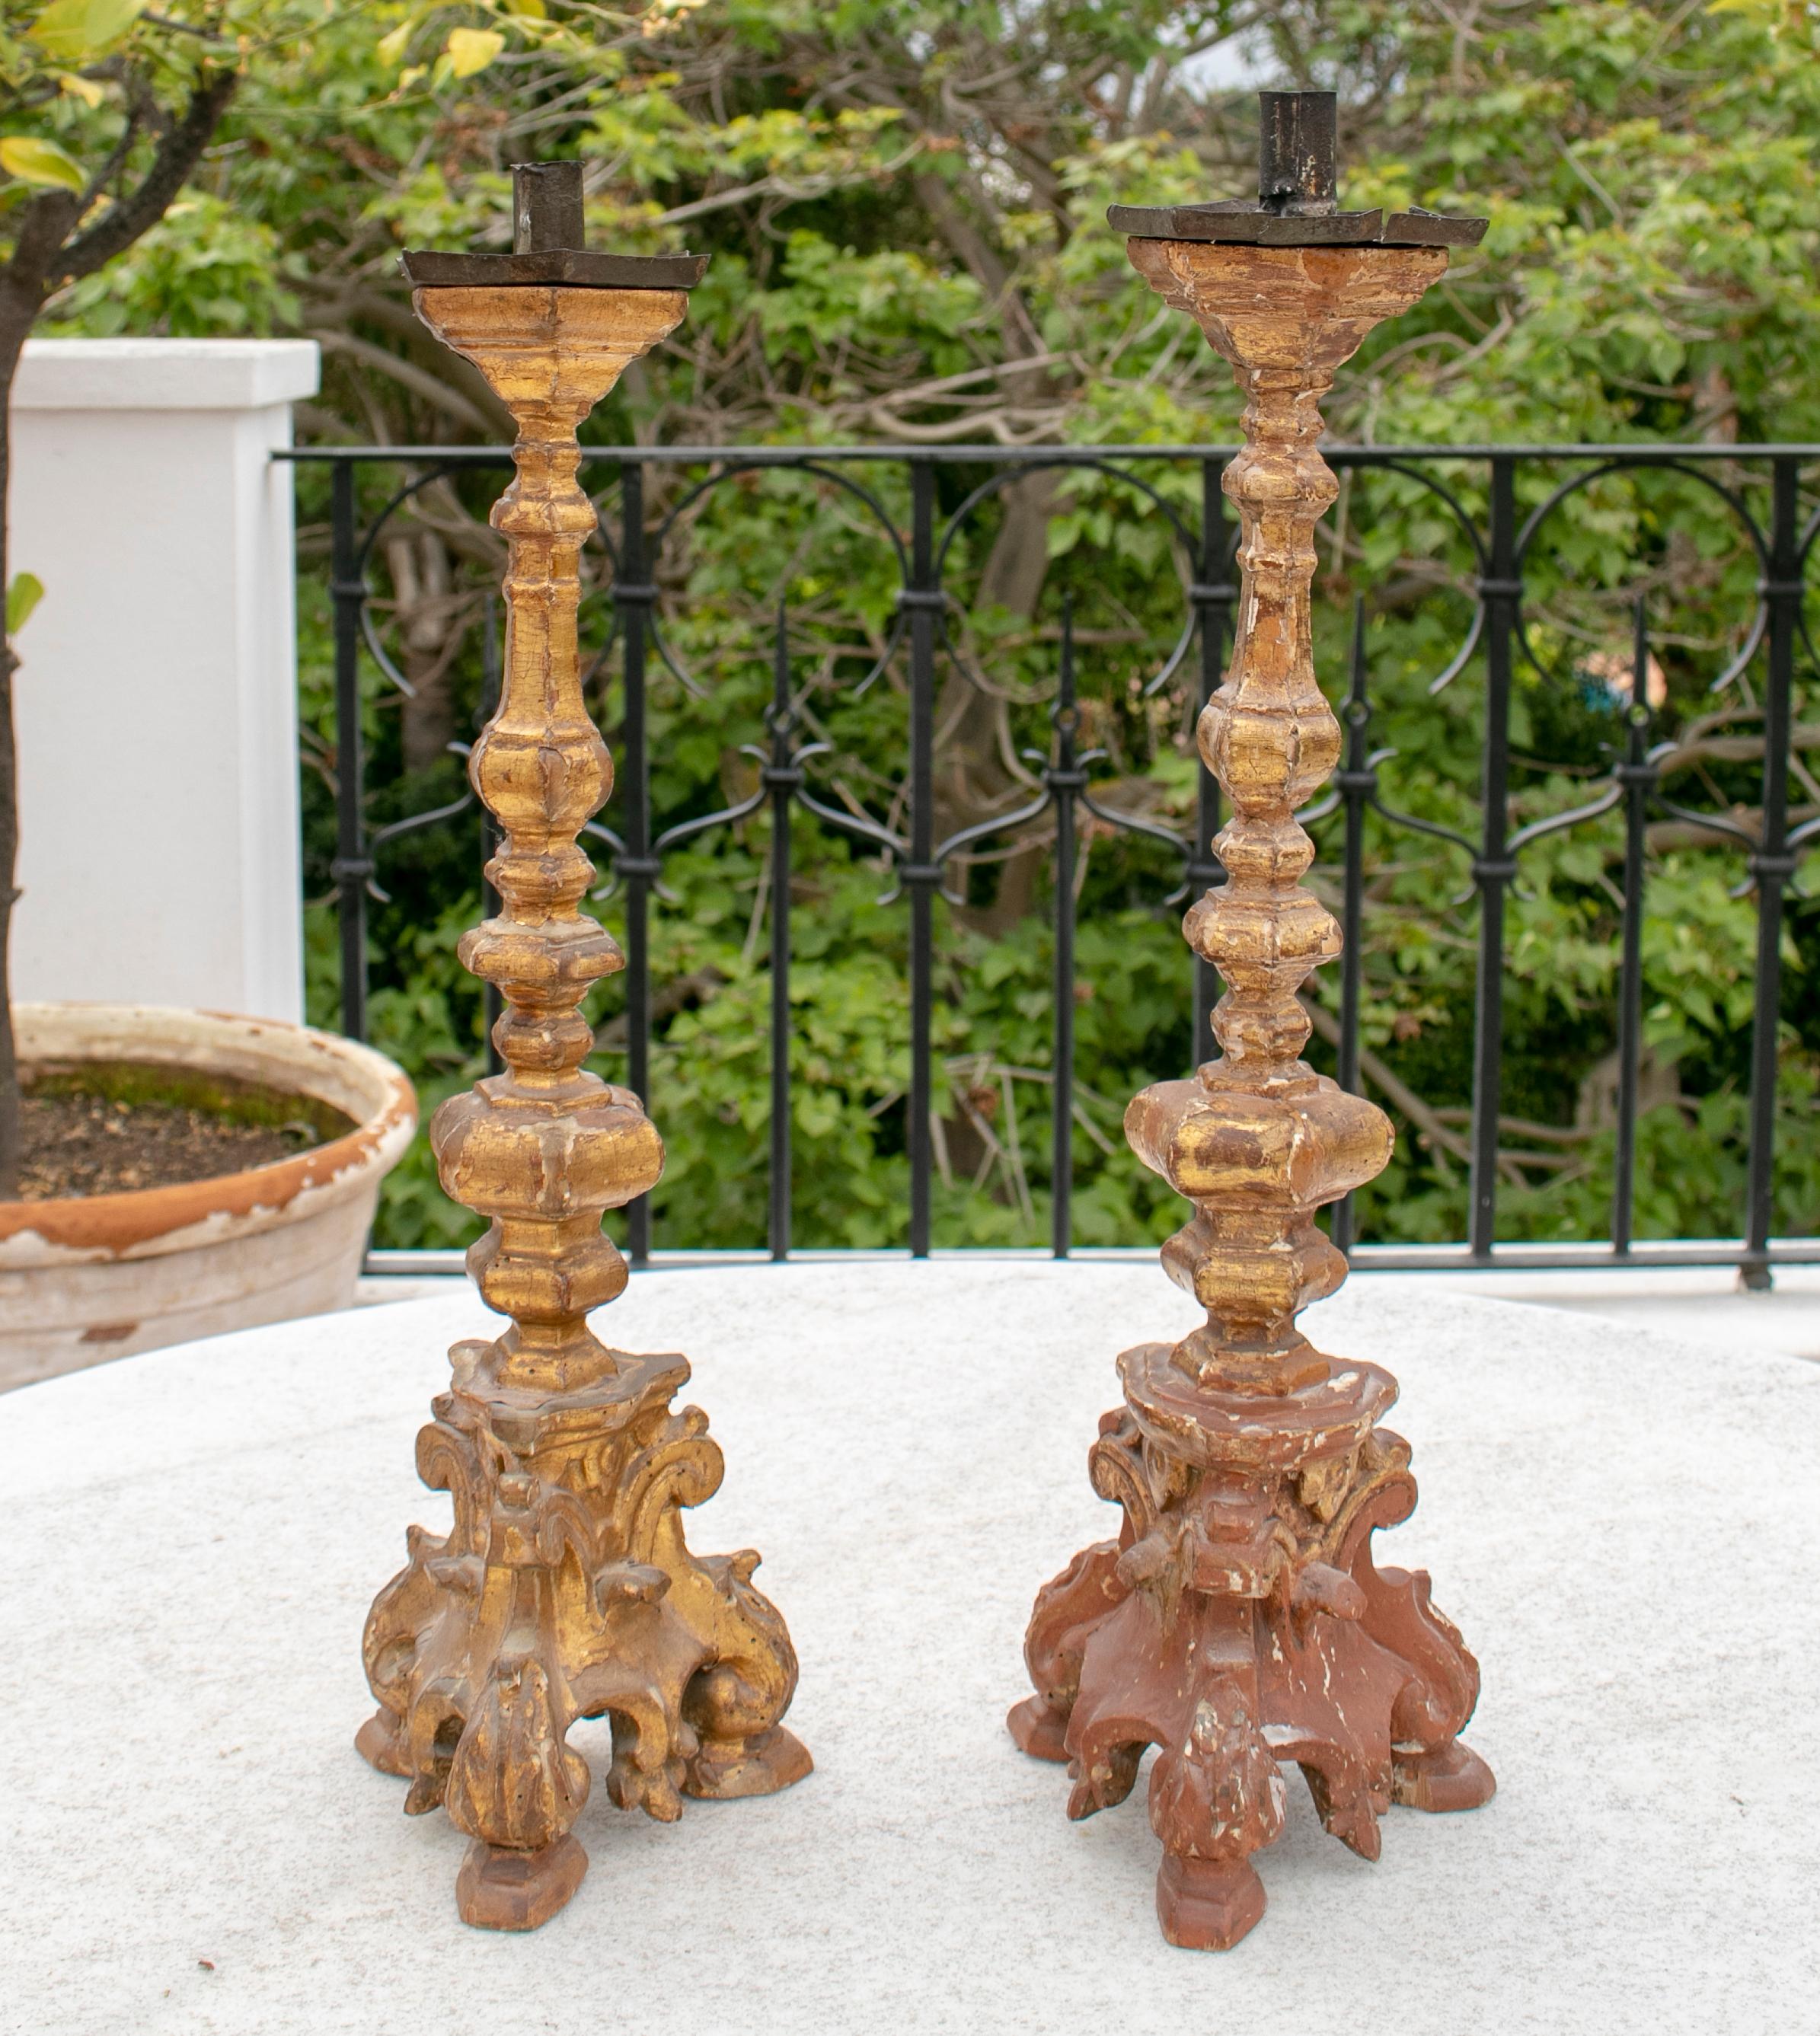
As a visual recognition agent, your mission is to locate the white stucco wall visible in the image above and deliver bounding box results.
[8,337,319,1021]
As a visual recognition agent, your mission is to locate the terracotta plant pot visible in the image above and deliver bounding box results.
[0,1003,417,1390]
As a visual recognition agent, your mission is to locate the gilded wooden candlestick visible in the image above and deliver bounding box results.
[356,165,809,1932]
[1008,94,1494,1951]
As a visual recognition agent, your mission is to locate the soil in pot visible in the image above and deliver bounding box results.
[18,1063,356,1201]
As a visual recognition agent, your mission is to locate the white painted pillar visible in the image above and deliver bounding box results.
[8,337,320,1022]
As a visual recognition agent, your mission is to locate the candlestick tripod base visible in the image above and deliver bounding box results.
[1008,1349,1491,1950]
[358,1337,810,1930]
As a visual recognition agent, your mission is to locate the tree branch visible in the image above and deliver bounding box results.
[310,330,499,438]
[56,68,239,286]
[2,188,81,298]
[303,286,516,436]
[1304,1000,1473,1167]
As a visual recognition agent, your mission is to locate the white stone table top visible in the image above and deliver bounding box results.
[5,1261,1816,2036]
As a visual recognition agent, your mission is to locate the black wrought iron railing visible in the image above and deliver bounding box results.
[280,441,1820,1281]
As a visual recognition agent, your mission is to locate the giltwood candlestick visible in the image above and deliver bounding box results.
[1007,95,1494,1951]
[356,165,809,1932]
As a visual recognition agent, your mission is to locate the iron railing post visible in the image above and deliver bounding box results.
[329,458,370,1042]
[1049,595,1084,1258]
[903,461,940,1257]
[1611,597,1654,1256]
[1468,455,1519,1258]
[1742,456,1801,1290]
[766,603,798,1261]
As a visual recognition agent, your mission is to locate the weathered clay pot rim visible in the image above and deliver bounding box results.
[0,1003,417,1259]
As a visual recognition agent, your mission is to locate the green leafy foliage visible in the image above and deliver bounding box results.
[0,2,312,208]
[5,570,41,631]
[41,195,299,334]
[57,0,1820,1253]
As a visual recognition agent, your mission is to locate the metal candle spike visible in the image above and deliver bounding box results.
[1108,88,1486,248]
[1009,94,1494,1951]
[360,162,810,1933]
[401,160,707,290]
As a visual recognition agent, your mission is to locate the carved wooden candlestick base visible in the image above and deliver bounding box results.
[356,168,809,1932]
[1009,96,1493,1951]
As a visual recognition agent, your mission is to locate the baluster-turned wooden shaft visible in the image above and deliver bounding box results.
[423,279,680,1393]
[1122,230,1445,1391]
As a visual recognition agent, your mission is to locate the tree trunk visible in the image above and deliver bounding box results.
[386,529,460,773]
[0,294,37,1198]
[0,67,238,1201]
[936,467,1059,934]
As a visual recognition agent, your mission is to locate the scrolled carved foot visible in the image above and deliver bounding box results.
[455,1835,589,1932]
[1006,1696,1071,1763]
[1393,1738,1496,1813]
[1155,1854,1267,1951]
[1298,1760,1387,1860]
[354,1708,410,1778]
[682,1725,813,1800]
